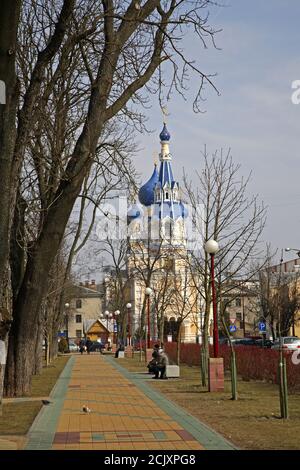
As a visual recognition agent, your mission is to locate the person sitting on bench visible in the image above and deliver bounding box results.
[115,343,124,358]
[152,348,169,379]
[147,343,160,373]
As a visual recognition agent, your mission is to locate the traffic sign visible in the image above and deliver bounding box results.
[258,322,266,332]
[230,318,236,324]
[229,325,237,332]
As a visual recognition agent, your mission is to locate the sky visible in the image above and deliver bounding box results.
[132,0,300,265]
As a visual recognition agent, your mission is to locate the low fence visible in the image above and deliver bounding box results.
[164,342,300,391]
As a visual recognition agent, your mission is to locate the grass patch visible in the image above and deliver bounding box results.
[119,355,300,450]
[31,355,69,396]
[0,355,69,436]
[0,402,42,435]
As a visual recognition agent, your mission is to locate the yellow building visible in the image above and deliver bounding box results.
[67,281,113,343]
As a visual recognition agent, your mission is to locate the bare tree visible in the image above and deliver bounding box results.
[169,267,199,365]
[2,1,220,397]
[184,148,267,385]
[151,268,174,342]
[43,248,75,366]
[99,236,132,344]
[128,231,169,345]
[258,256,300,339]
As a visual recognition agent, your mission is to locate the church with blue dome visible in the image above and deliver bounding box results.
[128,122,188,245]
[126,122,200,345]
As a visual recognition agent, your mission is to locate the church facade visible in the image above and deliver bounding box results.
[126,123,201,344]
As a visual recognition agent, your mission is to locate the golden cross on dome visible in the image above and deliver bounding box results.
[161,105,169,124]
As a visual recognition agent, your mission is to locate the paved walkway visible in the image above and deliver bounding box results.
[25,354,235,450]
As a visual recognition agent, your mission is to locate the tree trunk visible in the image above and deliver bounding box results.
[33,319,43,375]
[0,270,12,413]
[45,333,49,367]
[50,331,58,363]
[176,322,182,366]
[159,311,164,343]
[200,300,210,387]
[0,0,21,406]
[0,1,20,278]
[4,314,35,396]
[4,138,98,396]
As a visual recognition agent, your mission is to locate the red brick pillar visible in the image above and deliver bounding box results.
[125,346,133,358]
[208,357,224,392]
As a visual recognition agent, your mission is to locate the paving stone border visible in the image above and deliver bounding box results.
[106,356,236,451]
[25,356,75,450]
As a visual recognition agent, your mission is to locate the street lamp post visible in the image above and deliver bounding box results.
[114,310,120,344]
[104,310,110,343]
[145,287,152,349]
[205,240,219,358]
[65,302,70,350]
[104,310,109,329]
[204,239,224,393]
[126,303,132,346]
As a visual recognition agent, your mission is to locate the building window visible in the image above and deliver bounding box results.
[165,192,169,200]
[76,330,82,338]
[76,299,82,309]
[76,314,82,323]
[163,257,174,271]
[236,312,242,321]
[235,298,241,307]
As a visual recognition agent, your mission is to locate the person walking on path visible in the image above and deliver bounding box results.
[79,339,86,354]
[86,337,92,355]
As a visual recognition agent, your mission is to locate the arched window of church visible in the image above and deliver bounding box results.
[164,219,173,238]
[165,192,169,200]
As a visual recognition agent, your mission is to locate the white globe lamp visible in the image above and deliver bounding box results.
[204,239,219,255]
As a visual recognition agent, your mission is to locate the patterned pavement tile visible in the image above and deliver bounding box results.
[25,354,236,450]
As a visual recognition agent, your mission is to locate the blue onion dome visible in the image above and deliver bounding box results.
[127,203,142,223]
[138,165,159,206]
[159,123,171,142]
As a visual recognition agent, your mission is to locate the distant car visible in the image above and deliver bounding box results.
[68,341,79,352]
[233,338,257,346]
[254,339,274,349]
[271,337,300,351]
[89,341,105,352]
[220,337,274,348]
[219,337,240,346]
